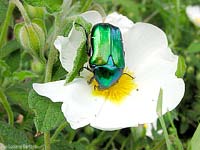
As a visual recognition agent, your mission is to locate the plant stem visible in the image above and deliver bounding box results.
[50,122,68,143]
[0,2,15,48]
[167,112,183,150]
[44,46,57,82]
[43,44,57,150]
[80,0,93,12]
[156,89,171,150]
[44,132,51,150]
[159,116,172,150]
[104,130,120,150]
[43,18,59,150]
[10,0,31,24]
[0,88,14,126]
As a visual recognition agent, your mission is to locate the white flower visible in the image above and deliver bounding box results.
[33,11,185,131]
[0,143,6,150]
[186,5,200,27]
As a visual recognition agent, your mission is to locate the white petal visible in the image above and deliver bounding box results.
[123,23,168,72]
[33,80,67,102]
[59,79,104,129]
[90,41,184,130]
[104,12,134,33]
[80,10,103,25]
[34,78,104,129]
[54,26,83,72]
[186,5,200,27]
[90,75,184,130]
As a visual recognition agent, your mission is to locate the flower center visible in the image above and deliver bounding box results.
[91,70,137,104]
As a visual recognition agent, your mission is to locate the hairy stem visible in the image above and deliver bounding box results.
[0,2,15,48]
[44,132,51,150]
[0,88,14,126]
[50,122,68,143]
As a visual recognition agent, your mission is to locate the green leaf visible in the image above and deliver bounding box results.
[6,86,30,111]
[24,0,63,13]
[0,0,8,24]
[28,90,65,132]
[52,61,67,81]
[187,42,200,53]
[13,71,38,81]
[190,123,200,150]
[0,40,20,59]
[156,88,163,117]
[175,56,186,78]
[5,50,20,72]
[0,121,30,145]
[0,60,12,78]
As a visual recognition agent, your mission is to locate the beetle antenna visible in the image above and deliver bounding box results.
[123,73,135,79]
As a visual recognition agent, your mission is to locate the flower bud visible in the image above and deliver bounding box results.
[24,3,45,19]
[84,126,94,135]
[14,19,46,60]
[31,59,45,74]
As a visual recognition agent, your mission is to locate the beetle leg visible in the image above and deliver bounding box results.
[122,73,135,79]
[83,66,92,72]
[87,76,95,85]
[79,65,92,75]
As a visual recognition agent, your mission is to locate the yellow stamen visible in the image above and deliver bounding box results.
[91,70,137,104]
[143,123,148,129]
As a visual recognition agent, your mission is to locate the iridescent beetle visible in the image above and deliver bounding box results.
[88,23,125,89]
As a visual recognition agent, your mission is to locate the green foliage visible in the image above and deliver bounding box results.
[187,42,200,53]
[0,40,20,59]
[65,17,92,83]
[0,0,8,24]
[190,123,200,150]
[24,0,63,13]
[176,56,186,78]
[0,121,30,145]
[6,86,30,111]
[28,90,65,132]
[14,20,46,60]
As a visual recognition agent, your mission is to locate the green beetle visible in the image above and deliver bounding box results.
[89,23,125,89]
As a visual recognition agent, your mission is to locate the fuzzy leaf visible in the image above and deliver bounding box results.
[28,90,65,132]
[65,17,92,83]
[0,121,30,145]
[0,40,20,59]
[6,86,30,111]
[176,56,186,78]
[24,0,63,13]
